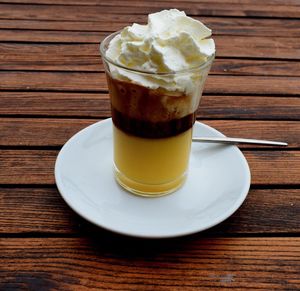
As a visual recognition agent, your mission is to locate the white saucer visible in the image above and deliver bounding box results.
[55,118,251,238]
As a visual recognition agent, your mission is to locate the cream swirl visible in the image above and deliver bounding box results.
[104,9,215,93]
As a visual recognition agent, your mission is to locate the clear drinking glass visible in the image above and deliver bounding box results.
[100,32,214,197]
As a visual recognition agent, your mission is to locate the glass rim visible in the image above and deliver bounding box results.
[100,30,215,76]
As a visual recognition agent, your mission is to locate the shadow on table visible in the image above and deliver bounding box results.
[74,215,240,260]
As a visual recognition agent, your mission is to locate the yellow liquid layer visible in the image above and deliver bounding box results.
[113,125,192,196]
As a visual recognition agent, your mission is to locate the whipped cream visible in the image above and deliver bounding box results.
[104,9,215,94]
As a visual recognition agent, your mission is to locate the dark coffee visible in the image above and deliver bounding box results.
[107,74,197,138]
[112,107,195,138]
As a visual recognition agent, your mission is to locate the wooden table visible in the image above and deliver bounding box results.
[1,1,300,289]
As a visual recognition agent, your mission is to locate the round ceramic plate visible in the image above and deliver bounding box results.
[55,118,251,238]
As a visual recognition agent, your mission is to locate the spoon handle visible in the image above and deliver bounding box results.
[192,137,288,146]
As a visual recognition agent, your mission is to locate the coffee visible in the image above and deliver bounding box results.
[107,75,196,138]
[100,9,215,196]
[106,74,197,194]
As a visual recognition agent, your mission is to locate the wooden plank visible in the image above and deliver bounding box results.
[247,151,300,185]
[0,43,96,56]
[198,95,300,120]
[0,72,299,95]
[0,187,298,234]
[1,0,300,6]
[0,118,97,147]
[0,119,298,148]
[0,149,299,185]
[1,238,299,290]
[0,3,299,19]
[0,188,80,234]
[0,92,299,120]
[2,32,300,63]
[0,29,106,43]
[0,37,299,59]
[204,17,300,37]
[1,17,300,37]
[200,75,300,95]
[0,150,58,184]
[0,55,103,71]
[0,92,110,117]
[0,72,104,92]
[0,18,142,32]
[204,120,299,147]
[212,59,300,77]
[214,189,300,234]
[2,55,300,78]
[214,36,300,59]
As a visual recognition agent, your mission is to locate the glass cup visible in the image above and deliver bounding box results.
[100,32,214,197]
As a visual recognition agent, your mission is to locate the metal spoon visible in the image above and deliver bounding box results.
[192,137,288,146]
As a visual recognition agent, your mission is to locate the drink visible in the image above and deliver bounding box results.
[107,76,196,194]
[114,127,192,193]
[100,9,215,196]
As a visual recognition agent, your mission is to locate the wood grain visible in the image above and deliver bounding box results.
[199,95,300,120]
[247,151,300,185]
[0,150,58,184]
[1,36,299,59]
[0,187,298,234]
[1,92,299,120]
[0,72,300,95]
[0,119,298,148]
[0,92,111,117]
[0,43,97,56]
[207,17,300,37]
[0,118,98,147]
[0,2,299,18]
[0,188,80,234]
[1,238,299,290]
[212,59,300,77]
[1,32,300,61]
[0,55,103,71]
[0,18,141,32]
[0,29,106,43]
[2,55,300,78]
[1,17,300,37]
[214,36,300,59]
[2,0,300,5]
[0,150,299,185]
[204,120,299,148]
[0,0,299,289]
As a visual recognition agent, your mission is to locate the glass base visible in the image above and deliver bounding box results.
[114,167,187,197]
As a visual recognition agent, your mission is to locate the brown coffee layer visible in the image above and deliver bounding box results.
[107,74,195,123]
[112,106,196,138]
[107,73,198,138]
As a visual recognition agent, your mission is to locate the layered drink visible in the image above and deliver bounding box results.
[100,9,215,196]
